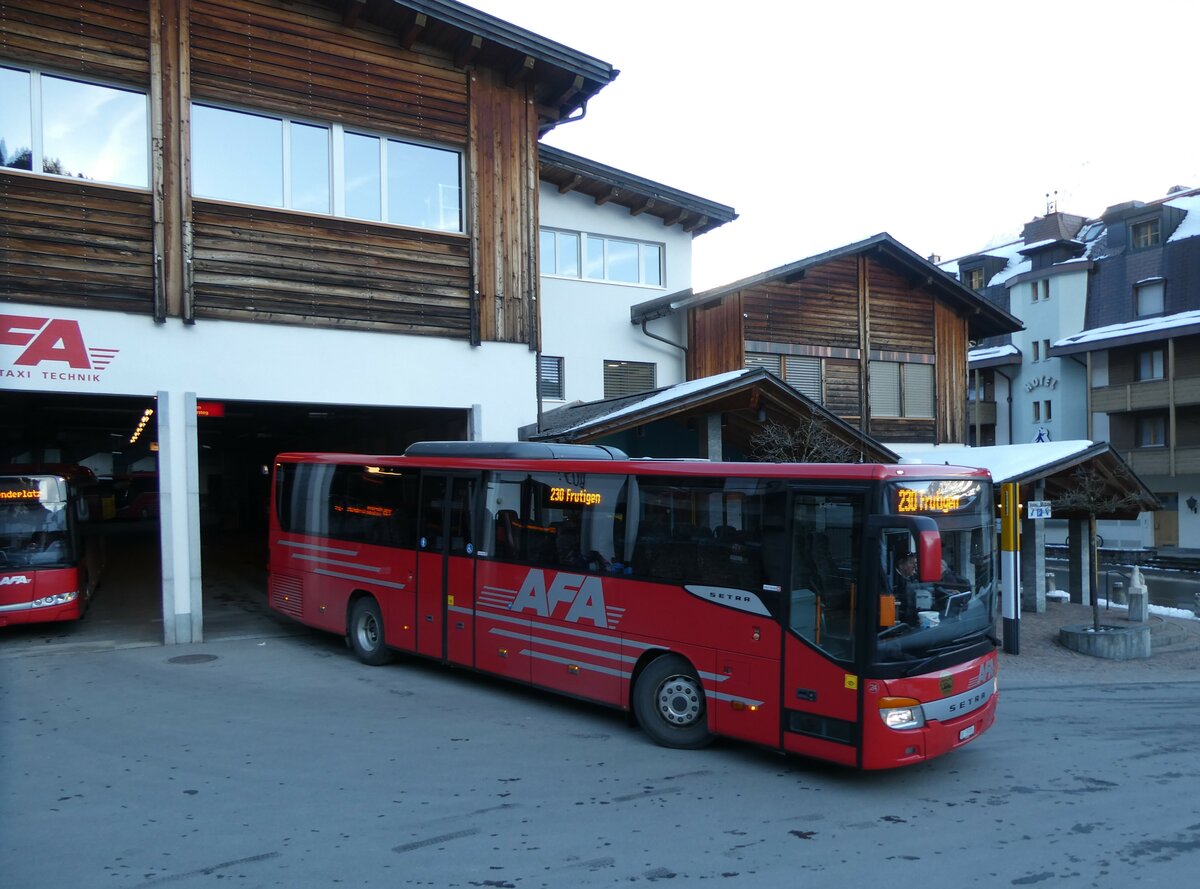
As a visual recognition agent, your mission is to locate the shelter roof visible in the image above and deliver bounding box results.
[886,441,1158,519]
[523,368,897,463]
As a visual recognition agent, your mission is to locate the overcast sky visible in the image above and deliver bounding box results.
[467,0,1199,289]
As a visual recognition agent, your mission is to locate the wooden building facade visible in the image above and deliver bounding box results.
[0,0,616,343]
[633,234,1022,445]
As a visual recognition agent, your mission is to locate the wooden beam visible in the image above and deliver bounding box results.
[663,209,687,227]
[551,75,584,108]
[556,173,582,195]
[342,0,366,28]
[455,34,483,69]
[400,12,427,50]
[507,54,536,86]
[783,268,806,285]
[595,187,619,206]
[631,198,656,217]
[683,215,709,233]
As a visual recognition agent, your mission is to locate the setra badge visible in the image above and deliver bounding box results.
[939,674,954,695]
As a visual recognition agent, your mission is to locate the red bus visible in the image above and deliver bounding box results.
[268,442,999,769]
[0,465,101,627]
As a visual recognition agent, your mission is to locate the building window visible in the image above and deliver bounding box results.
[1030,281,1038,302]
[603,360,656,397]
[1044,400,1052,421]
[1137,348,1165,381]
[190,103,462,232]
[745,353,822,403]
[966,267,985,290]
[869,361,934,419]
[1135,280,1165,317]
[1137,414,1166,447]
[1031,341,1040,362]
[1041,280,1050,301]
[1032,401,1041,422]
[1131,218,1161,249]
[538,355,564,400]
[540,228,664,287]
[1043,339,1051,360]
[0,64,148,187]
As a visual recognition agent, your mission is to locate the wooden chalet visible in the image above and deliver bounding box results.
[632,234,1023,445]
[0,0,618,345]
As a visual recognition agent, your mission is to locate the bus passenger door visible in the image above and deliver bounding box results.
[416,473,478,663]
[781,490,865,768]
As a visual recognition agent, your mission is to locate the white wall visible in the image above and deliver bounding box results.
[1,302,536,438]
[538,183,693,406]
[1004,269,1089,444]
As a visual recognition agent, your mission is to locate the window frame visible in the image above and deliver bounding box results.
[868,360,935,420]
[965,267,985,290]
[189,100,464,233]
[1131,217,1162,250]
[1136,348,1165,382]
[539,226,665,288]
[603,359,656,398]
[1134,279,1165,318]
[538,355,565,400]
[0,63,150,189]
[1136,414,1167,448]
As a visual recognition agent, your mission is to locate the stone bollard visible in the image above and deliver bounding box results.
[1111,580,1125,605]
[1127,566,1149,622]
[1045,572,1069,603]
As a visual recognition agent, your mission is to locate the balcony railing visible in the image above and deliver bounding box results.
[1121,444,1200,477]
[967,400,997,425]
[1092,374,1200,413]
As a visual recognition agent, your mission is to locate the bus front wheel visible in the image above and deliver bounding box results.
[348,597,393,666]
[634,654,711,749]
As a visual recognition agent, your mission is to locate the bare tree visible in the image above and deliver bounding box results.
[1052,465,1146,632]
[749,419,861,464]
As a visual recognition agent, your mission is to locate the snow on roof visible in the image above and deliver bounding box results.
[968,343,1020,363]
[556,368,751,435]
[1167,192,1200,243]
[938,238,1028,289]
[885,440,1096,484]
[1053,308,1200,349]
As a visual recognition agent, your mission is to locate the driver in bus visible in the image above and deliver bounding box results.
[892,550,921,626]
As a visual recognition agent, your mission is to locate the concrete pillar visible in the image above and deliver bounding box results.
[1020,513,1046,613]
[1067,517,1092,606]
[158,389,203,644]
[703,413,723,461]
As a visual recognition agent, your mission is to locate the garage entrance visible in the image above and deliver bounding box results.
[0,390,469,654]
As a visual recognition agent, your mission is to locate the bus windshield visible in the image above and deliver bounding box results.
[0,476,75,569]
[874,478,997,666]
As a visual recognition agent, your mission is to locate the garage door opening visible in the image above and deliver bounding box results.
[1,391,470,653]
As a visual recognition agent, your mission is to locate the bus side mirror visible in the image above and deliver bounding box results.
[866,515,943,583]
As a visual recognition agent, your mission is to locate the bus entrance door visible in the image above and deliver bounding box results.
[780,490,863,768]
[415,473,478,664]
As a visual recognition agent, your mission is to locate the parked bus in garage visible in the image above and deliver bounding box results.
[267,442,999,770]
[0,465,101,626]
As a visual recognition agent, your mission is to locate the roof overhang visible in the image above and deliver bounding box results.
[538,145,737,236]
[631,233,1023,339]
[968,345,1023,369]
[1052,310,1200,356]
[337,1,619,130]
[887,441,1159,519]
[524,368,897,463]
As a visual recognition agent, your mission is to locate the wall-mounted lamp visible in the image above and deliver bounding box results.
[1187,495,1198,514]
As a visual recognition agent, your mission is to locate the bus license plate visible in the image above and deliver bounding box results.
[958,724,976,742]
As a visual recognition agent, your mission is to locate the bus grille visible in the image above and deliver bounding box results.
[270,575,304,617]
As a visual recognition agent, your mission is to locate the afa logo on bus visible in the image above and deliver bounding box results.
[1,313,120,375]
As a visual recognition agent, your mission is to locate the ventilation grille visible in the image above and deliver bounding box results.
[270,574,304,617]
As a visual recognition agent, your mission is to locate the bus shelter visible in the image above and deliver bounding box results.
[887,441,1158,610]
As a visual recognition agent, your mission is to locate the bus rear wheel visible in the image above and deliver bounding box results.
[634,654,711,749]
[348,597,393,666]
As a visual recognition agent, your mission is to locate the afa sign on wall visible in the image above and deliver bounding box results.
[1,313,120,386]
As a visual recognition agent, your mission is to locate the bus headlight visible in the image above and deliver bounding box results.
[879,697,925,730]
[32,591,79,608]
